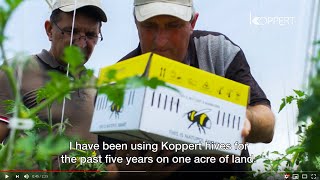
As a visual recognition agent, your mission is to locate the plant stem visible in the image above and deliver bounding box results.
[27,83,98,118]
[0,6,25,166]
[0,44,7,64]
[70,148,86,154]
[48,104,53,134]
[3,66,22,169]
[1,67,18,97]
[1,0,24,64]
[47,104,53,171]
[27,92,65,119]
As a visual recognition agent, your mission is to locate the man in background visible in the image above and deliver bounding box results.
[0,0,107,145]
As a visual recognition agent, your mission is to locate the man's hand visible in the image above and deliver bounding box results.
[0,121,9,143]
[241,115,251,140]
[244,104,275,143]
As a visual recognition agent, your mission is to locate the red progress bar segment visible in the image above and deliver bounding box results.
[0,116,9,123]
[0,170,100,173]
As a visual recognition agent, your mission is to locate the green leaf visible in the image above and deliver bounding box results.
[314,40,320,45]
[286,145,305,154]
[11,0,23,8]
[146,77,178,92]
[62,46,84,67]
[0,144,9,167]
[98,85,125,107]
[271,151,281,155]
[278,98,286,113]
[62,46,85,76]
[2,99,15,114]
[107,69,117,80]
[293,89,305,97]
[296,98,305,110]
[314,156,320,169]
[253,154,263,162]
[36,71,71,104]
[263,159,271,164]
[146,77,165,89]
[285,96,294,104]
[125,76,146,88]
[14,133,36,157]
[36,135,70,161]
[296,126,302,135]
[0,35,6,44]
[33,121,50,130]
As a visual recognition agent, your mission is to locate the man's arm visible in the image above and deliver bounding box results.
[0,122,9,142]
[0,69,13,142]
[245,104,275,143]
[225,50,275,143]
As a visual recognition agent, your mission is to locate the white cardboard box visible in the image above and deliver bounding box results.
[90,53,250,155]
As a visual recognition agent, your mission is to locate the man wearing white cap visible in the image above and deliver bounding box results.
[0,0,107,146]
[100,0,275,179]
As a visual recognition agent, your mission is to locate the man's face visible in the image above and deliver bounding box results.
[48,11,101,65]
[136,15,195,63]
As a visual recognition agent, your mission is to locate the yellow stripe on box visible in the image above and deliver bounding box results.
[98,53,250,106]
[148,53,250,106]
[97,53,150,85]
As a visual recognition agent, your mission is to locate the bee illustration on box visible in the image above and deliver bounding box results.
[110,102,122,119]
[108,90,136,119]
[185,109,212,134]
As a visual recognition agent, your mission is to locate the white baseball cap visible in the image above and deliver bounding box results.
[134,0,193,22]
[52,0,107,22]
